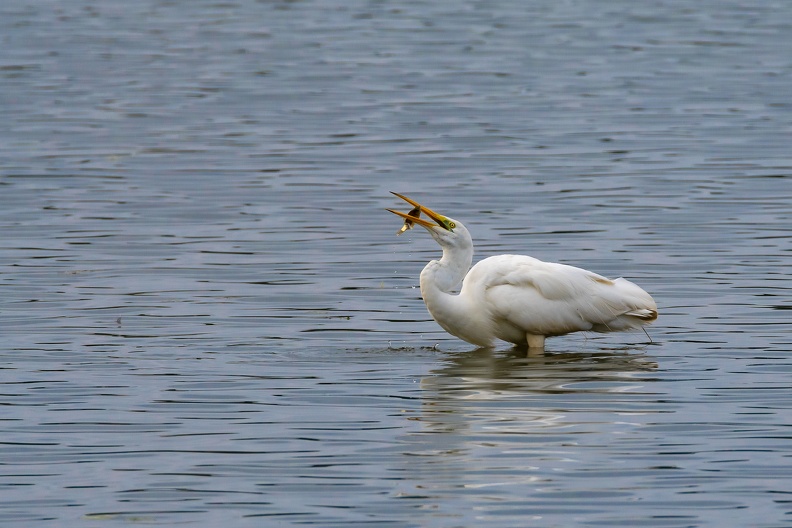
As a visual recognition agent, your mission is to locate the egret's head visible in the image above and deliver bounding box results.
[387,192,471,250]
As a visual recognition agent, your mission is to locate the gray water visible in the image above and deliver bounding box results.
[2,0,792,526]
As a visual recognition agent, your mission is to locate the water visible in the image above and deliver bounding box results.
[2,0,791,526]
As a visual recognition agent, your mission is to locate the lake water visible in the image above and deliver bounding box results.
[2,0,792,526]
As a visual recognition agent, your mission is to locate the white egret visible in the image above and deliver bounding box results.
[388,192,657,350]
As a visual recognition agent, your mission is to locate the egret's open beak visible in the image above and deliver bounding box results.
[387,192,452,230]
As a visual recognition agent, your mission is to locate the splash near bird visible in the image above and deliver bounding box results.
[387,192,657,350]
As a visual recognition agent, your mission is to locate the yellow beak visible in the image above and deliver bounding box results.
[387,192,451,230]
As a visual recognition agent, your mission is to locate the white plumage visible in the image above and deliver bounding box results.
[388,193,657,350]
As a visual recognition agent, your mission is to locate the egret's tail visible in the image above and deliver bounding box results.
[590,277,658,332]
[625,307,658,322]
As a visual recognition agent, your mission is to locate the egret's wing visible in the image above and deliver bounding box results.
[483,258,606,335]
[470,255,655,336]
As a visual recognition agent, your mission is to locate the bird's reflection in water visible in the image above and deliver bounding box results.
[414,346,659,436]
[396,347,660,501]
[427,346,657,396]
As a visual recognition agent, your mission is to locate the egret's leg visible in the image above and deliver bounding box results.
[526,334,545,349]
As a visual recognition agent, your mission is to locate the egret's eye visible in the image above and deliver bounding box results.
[448,222,456,229]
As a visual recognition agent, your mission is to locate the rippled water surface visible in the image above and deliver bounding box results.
[2,0,792,526]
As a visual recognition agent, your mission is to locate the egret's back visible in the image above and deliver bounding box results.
[462,255,657,344]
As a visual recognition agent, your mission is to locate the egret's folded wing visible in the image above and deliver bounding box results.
[478,257,655,335]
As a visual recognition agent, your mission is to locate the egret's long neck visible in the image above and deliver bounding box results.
[418,241,482,343]
[419,243,472,301]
